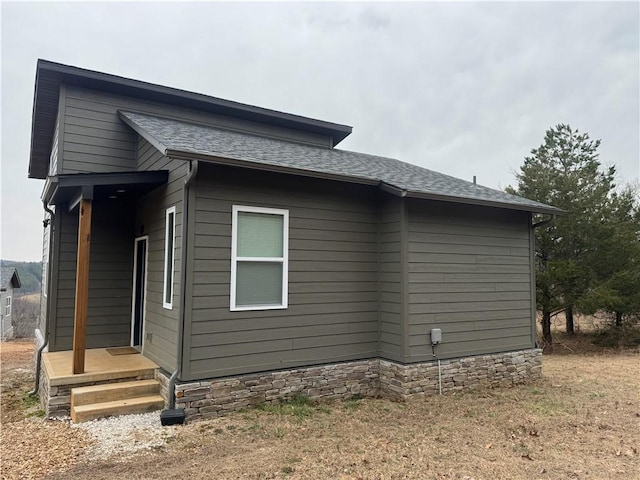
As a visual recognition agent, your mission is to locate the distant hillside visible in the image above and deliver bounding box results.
[1,260,42,295]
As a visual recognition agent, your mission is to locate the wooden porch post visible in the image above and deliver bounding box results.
[72,199,92,374]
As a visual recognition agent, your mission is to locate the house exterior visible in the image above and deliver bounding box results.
[1,267,21,340]
[29,60,559,421]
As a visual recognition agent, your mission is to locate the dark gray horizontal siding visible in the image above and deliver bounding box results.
[378,194,403,361]
[61,93,136,173]
[60,86,332,176]
[409,299,531,314]
[192,282,378,301]
[184,165,379,379]
[410,263,529,274]
[408,282,530,293]
[189,344,376,376]
[134,138,187,372]
[49,117,59,175]
[190,311,377,335]
[191,301,379,321]
[406,200,533,361]
[51,202,134,351]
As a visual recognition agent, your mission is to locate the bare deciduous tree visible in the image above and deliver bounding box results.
[11,296,39,338]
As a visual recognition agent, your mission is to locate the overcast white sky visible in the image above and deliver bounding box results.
[1,1,639,261]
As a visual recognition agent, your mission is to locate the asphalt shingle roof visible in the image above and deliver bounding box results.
[1,267,21,289]
[120,111,560,214]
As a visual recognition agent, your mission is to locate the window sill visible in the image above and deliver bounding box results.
[230,304,288,312]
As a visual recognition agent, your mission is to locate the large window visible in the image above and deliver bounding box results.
[163,206,176,309]
[231,206,289,311]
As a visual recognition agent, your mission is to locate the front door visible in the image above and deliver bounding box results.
[131,236,148,350]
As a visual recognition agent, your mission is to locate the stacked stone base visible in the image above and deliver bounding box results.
[161,359,379,423]
[380,349,542,400]
[169,348,542,422]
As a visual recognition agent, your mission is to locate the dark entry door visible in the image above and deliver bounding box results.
[132,236,148,350]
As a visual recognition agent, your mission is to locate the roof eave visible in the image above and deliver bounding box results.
[404,190,562,215]
[28,62,60,180]
[165,148,560,214]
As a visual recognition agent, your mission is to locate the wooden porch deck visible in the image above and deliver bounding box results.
[42,348,159,386]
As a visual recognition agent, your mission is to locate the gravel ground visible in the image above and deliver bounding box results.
[72,411,179,461]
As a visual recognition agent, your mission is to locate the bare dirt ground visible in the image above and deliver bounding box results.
[1,332,638,480]
[1,340,41,423]
[1,340,91,479]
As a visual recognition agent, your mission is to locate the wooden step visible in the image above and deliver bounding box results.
[71,379,160,407]
[71,395,165,423]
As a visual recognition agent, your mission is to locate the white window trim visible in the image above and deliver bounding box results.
[163,206,176,310]
[230,205,289,311]
[5,296,11,316]
[131,235,149,350]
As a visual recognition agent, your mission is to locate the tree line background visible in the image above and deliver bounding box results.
[507,124,640,351]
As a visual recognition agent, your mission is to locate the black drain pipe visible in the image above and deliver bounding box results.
[29,201,55,396]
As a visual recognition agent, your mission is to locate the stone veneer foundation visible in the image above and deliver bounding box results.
[379,349,542,400]
[161,348,542,423]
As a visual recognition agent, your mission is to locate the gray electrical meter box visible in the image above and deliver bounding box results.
[430,328,442,345]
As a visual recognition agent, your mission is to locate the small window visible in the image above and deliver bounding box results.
[5,296,11,316]
[231,206,288,311]
[163,206,176,309]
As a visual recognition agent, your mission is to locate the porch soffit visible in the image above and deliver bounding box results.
[42,171,169,210]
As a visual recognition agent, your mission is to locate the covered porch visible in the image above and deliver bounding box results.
[40,171,169,421]
[42,171,168,365]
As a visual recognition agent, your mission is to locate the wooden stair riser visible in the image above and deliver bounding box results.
[71,395,165,423]
[71,379,160,407]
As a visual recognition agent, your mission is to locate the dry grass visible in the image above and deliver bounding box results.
[53,356,638,479]
[538,312,640,355]
[16,293,40,304]
[2,334,638,480]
